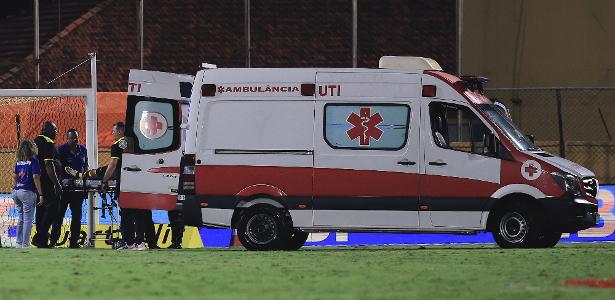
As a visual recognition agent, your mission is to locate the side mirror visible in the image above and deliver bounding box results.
[526,134,535,143]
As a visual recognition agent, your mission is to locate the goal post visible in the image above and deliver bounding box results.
[0,53,99,247]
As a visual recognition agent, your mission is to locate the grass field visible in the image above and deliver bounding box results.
[1,243,614,300]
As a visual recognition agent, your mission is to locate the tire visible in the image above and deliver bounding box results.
[283,229,309,250]
[533,231,562,248]
[237,206,290,251]
[492,205,540,248]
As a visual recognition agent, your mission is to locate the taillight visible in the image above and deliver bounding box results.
[181,154,196,195]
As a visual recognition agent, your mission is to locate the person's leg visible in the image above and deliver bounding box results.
[120,208,135,246]
[168,210,185,247]
[13,191,24,247]
[49,195,69,246]
[143,210,157,248]
[133,209,145,245]
[21,191,37,248]
[32,185,55,247]
[68,192,84,247]
[32,189,47,245]
[39,192,60,247]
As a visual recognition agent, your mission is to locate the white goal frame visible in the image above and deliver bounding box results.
[0,53,99,247]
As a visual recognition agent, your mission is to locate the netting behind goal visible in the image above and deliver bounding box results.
[0,95,120,247]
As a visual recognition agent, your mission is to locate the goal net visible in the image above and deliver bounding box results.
[0,94,119,247]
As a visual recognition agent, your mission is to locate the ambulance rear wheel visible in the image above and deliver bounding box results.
[283,229,309,250]
[237,206,290,251]
[492,205,540,248]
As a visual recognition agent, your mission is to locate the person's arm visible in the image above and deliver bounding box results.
[45,159,62,194]
[33,174,44,206]
[102,158,118,182]
[84,146,89,169]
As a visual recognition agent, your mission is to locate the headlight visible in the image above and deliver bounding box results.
[551,172,581,195]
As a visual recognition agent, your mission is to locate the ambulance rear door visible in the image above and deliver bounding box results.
[119,70,194,210]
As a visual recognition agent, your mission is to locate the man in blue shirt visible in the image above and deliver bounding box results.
[50,128,88,248]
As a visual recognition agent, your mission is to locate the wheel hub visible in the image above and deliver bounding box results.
[246,213,277,245]
[499,212,528,244]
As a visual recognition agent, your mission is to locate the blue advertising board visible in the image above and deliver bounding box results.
[2,185,614,247]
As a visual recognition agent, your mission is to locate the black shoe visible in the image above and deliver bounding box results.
[149,244,160,249]
[31,239,48,248]
[167,243,182,249]
[69,243,80,249]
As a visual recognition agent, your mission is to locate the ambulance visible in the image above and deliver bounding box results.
[119,57,599,250]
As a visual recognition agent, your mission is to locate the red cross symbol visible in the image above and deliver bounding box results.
[347,107,383,145]
[145,115,163,136]
[524,165,538,177]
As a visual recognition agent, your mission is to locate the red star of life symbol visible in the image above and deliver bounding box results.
[145,115,163,136]
[346,107,383,145]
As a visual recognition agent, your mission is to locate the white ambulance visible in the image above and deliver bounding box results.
[119,57,599,250]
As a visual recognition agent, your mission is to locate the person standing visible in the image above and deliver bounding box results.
[49,129,88,248]
[100,122,139,250]
[167,210,184,249]
[12,140,44,248]
[32,122,63,248]
[134,210,159,250]
[101,122,158,250]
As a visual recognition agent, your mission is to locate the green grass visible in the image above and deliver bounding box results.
[1,243,614,300]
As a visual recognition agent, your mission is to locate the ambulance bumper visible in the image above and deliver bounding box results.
[538,196,599,232]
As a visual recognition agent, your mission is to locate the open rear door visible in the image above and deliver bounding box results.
[119,70,194,210]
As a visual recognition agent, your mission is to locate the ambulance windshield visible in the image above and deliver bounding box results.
[478,104,539,151]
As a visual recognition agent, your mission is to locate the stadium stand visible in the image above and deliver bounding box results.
[0,0,456,91]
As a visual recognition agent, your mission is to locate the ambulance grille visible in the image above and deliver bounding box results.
[582,177,598,198]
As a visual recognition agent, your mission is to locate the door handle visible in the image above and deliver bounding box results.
[123,166,142,172]
[428,161,447,166]
[397,159,416,166]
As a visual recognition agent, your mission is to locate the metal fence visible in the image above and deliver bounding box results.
[485,87,615,184]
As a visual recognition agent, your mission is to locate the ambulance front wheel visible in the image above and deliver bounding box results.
[533,231,562,248]
[492,205,540,248]
[237,206,290,251]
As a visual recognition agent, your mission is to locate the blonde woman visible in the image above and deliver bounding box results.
[13,140,44,248]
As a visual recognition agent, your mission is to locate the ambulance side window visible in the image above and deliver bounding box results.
[429,102,492,155]
[324,103,410,150]
[125,96,180,154]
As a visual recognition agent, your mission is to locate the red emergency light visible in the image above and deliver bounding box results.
[301,83,315,96]
[422,85,437,97]
[202,84,216,97]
